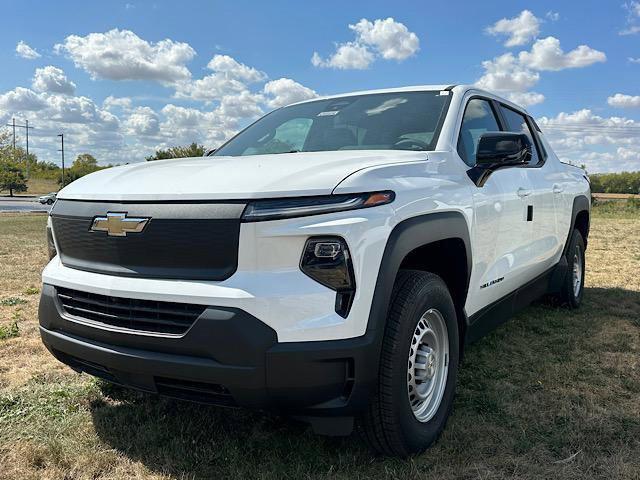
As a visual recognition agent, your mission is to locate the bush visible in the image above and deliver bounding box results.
[590,171,640,194]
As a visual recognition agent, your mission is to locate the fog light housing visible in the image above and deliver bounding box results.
[301,237,355,318]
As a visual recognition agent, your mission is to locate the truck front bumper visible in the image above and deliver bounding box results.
[39,284,380,423]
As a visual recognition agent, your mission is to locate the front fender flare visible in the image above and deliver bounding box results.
[366,211,472,338]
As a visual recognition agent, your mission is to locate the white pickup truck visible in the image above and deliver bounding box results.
[40,85,590,456]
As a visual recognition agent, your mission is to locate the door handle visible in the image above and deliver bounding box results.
[517,187,532,198]
[553,184,564,194]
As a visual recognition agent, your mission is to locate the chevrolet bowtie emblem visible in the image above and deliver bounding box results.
[90,212,149,237]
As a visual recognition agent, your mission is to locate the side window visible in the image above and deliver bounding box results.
[457,99,502,167]
[498,106,541,165]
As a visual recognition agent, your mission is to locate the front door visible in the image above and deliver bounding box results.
[456,97,535,316]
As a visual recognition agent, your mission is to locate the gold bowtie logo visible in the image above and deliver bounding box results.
[90,212,149,237]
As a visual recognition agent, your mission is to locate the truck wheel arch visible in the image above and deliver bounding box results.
[565,195,590,255]
[366,212,472,354]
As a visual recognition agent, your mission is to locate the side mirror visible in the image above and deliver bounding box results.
[468,132,532,187]
[476,132,532,167]
[204,148,216,157]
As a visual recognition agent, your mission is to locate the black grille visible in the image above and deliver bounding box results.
[56,287,206,335]
[155,377,236,406]
[50,200,245,281]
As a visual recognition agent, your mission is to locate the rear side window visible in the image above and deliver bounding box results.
[457,99,502,167]
[498,105,541,165]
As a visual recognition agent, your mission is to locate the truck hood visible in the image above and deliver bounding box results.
[58,150,428,201]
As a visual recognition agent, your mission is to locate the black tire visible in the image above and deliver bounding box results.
[560,229,585,308]
[360,270,459,457]
[47,199,54,205]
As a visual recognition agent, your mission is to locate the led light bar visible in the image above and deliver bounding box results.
[242,191,395,222]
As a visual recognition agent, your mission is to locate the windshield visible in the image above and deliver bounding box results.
[213,91,450,157]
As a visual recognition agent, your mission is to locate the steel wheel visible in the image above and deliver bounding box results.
[572,244,583,298]
[407,308,449,423]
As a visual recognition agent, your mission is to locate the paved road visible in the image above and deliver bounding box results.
[0,197,51,213]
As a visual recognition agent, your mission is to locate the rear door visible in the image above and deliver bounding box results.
[458,97,535,315]
[497,104,561,276]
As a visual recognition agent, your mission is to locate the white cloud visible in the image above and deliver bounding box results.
[0,87,48,111]
[620,1,640,35]
[486,10,541,47]
[608,93,640,108]
[263,78,318,108]
[546,11,560,22]
[620,25,640,34]
[476,53,539,93]
[16,41,41,60]
[32,66,76,95]
[175,54,266,102]
[206,55,266,83]
[46,94,119,129]
[508,91,545,107]
[215,91,263,119]
[312,43,374,70]
[312,17,418,69]
[519,36,606,71]
[54,29,195,84]
[476,37,606,105]
[350,18,420,60]
[103,96,132,111]
[537,109,640,172]
[629,57,640,63]
[125,106,159,135]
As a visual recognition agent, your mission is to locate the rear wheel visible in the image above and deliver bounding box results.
[361,270,459,457]
[559,229,585,308]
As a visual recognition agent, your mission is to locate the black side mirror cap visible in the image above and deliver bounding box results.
[468,132,532,187]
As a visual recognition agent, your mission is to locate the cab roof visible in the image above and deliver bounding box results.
[290,84,529,114]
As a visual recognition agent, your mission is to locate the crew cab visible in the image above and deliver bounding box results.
[39,85,590,456]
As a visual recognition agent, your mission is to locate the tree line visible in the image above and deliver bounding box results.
[5,134,636,196]
[589,171,640,194]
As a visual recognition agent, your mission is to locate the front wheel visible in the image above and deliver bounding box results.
[360,270,459,457]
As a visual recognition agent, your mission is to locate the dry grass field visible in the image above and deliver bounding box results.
[0,203,638,480]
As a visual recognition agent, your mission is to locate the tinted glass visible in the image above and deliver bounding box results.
[214,91,450,156]
[499,105,540,164]
[457,99,501,166]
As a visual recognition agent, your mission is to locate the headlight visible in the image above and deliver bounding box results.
[242,191,394,222]
[46,218,57,260]
[300,236,355,318]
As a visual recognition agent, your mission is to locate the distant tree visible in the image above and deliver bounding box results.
[72,153,99,172]
[146,143,205,161]
[59,153,103,186]
[0,161,27,196]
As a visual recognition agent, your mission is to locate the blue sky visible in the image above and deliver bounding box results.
[0,0,639,172]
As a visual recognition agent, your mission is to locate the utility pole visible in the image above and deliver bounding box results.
[5,118,16,161]
[5,118,35,177]
[58,133,65,187]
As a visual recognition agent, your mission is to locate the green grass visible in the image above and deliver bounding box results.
[591,197,640,218]
[25,177,59,196]
[0,212,638,479]
[0,297,27,307]
[0,321,19,340]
